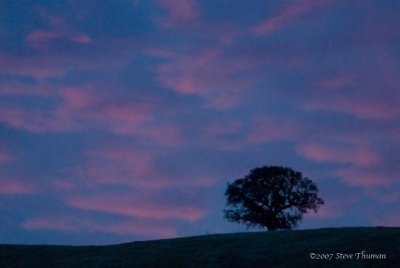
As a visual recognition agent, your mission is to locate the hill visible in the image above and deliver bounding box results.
[1,227,399,267]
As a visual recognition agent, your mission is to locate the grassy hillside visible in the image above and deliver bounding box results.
[1,227,399,267]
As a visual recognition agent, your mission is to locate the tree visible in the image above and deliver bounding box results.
[224,166,324,231]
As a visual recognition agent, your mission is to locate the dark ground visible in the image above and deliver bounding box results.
[1,227,399,267]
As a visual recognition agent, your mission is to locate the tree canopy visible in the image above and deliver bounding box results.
[224,166,324,231]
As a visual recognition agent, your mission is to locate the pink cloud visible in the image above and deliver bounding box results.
[0,177,36,195]
[318,76,355,89]
[26,9,92,45]
[72,144,216,190]
[247,117,296,144]
[57,88,184,144]
[1,36,135,79]
[0,150,11,163]
[93,220,177,238]
[23,217,77,232]
[158,0,199,27]
[0,104,78,133]
[306,48,400,120]
[202,120,246,151]
[295,143,399,187]
[71,34,92,44]
[51,180,76,191]
[305,96,400,120]
[0,80,51,97]
[251,0,335,36]
[84,147,153,180]
[90,104,154,129]
[132,123,184,146]
[0,86,172,137]
[66,193,206,222]
[202,116,302,150]
[79,162,216,189]
[143,48,174,59]
[26,29,92,46]
[1,13,134,80]
[26,29,63,43]
[296,143,380,167]
[23,216,177,238]
[336,166,397,186]
[0,53,66,78]
[379,193,400,203]
[204,120,244,138]
[159,48,254,109]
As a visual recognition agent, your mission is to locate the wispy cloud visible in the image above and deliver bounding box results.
[158,0,200,27]
[158,47,254,109]
[0,177,36,195]
[0,150,11,163]
[247,116,296,144]
[296,143,380,167]
[251,0,336,36]
[23,216,177,238]
[67,193,206,222]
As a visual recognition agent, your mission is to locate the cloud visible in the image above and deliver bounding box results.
[305,48,400,120]
[22,216,177,238]
[0,150,11,163]
[66,193,206,222]
[0,82,184,147]
[251,0,335,36]
[305,95,400,120]
[247,116,296,144]
[26,30,63,43]
[336,166,398,186]
[81,147,153,185]
[296,142,400,186]
[143,47,174,59]
[1,11,137,80]
[57,87,156,134]
[199,115,302,151]
[50,180,76,191]
[318,75,355,90]
[0,53,67,78]
[296,143,380,167]
[25,8,92,46]
[379,193,400,203]
[202,119,246,151]
[0,104,77,133]
[0,85,182,141]
[158,0,200,27]
[23,217,77,232]
[26,29,92,45]
[158,47,254,109]
[91,218,177,237]
[71,144,216,190]
[0,177,36,195]
[0,80,51,97]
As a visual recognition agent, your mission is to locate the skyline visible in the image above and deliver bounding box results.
[1,0,400,245]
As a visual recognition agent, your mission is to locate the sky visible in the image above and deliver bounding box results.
[0,0,399,245]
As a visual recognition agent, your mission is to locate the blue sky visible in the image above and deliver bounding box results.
[1,0,400,245]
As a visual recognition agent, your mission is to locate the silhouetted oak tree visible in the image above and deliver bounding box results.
[224,166,324,231]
